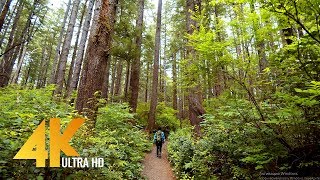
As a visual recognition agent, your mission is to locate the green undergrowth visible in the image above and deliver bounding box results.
[0,86,152,179]
[168,89,320,179]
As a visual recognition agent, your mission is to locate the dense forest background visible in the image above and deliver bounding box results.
[0,0,319,179]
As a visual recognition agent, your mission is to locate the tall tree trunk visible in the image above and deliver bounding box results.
[0,0,21,57]
[0,0,17,48]
[42,38,55,86]
[66,2,86,97]
[0,0,36,87]
[250,2,267,73]
[36,46,47,88]
[0,0,12,32]
[11,49,23,83]
[101,55,111,99]
[0,0,6,12]
[76,0,118,127]
[145,60,150,103]
[172,52,178,111]
[11,41,27,84]
[147,0,162,132]
[124,59,130,101]
[114,59,123,98]
[110,58,117,102]
[55,0,81,95]
[186,0,205,136]
[8,2,28,84]
[69,0,94,92]
[49,0,71,84]
[213,5,225,97]
[129,0,144,112]
[35,39,55,87]
[160,15,167,103]
[23,65,31,86]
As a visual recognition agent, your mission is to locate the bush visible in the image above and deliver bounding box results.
[168,92,320,179]
[0,86,152,179]
[167,127,195,179]
[0,85,75,178]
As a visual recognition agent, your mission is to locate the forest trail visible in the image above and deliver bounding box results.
[142,142,176,180]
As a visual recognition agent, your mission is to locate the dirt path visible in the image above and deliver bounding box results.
[142,142,176,180]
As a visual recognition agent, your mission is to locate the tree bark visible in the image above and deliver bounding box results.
[110,58,117,102]
[49,0,72,84]
[69,0,95,92]
[101,55,111,99]
[23,65,31,86]
[36,46,47,88]
[0,0,12,32]
[160,14,167,103]
[172,52,178,111]
[213,5,225,97]
[250,2,267,73]
[0,0,6,12]
[0,0,21,57]
[186,0,205,136]
[147,0,162,132]
[42,39,55,86]
[55,0,81,95]
[129,0,144,113]
[124,59,130,101]
[11,41,27,84]
[0,0,18,48]
[66,2,86,97]
[145,60,150,103]
[114,59,123,98]
[0,0,36,87]
[76,0,118,127]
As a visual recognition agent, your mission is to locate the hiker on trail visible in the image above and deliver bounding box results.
[154,128,165,158]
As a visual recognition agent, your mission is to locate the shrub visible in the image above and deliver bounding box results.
[0,86,152,179]
[168,92,320,179]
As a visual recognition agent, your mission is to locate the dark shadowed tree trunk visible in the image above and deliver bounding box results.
[0,0,37,87]
[0,0,17,48]
[129,0,144,113]
[0,0,12,32]
[11,44,26,83]
[11,40,28,84]
[147,0,162,132]
[0,0,22,58]
[76,0,118,128]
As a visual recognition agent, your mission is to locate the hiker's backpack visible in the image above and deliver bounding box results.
[156,131,162,142]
